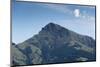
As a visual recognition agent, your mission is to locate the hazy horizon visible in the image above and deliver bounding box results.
[12,1,96,44]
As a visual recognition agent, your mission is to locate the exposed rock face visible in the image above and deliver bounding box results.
[12,23,96,66]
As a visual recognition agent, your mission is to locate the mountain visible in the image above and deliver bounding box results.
[12,22,96,66]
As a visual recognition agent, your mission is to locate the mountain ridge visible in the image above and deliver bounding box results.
[12,22,96,66]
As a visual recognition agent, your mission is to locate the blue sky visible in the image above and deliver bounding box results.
[12,1,96,44]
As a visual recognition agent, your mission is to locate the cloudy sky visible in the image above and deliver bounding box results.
[12,1,96,44]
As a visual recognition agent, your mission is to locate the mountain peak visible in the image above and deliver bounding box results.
[45,22,57,28]
[46,22,56,26]
[42,22,65,31]
[39,22,70,37]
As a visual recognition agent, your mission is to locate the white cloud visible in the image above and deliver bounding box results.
[74,9,80,17]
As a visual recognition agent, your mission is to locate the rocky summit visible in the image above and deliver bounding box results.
[12,22,96,66]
